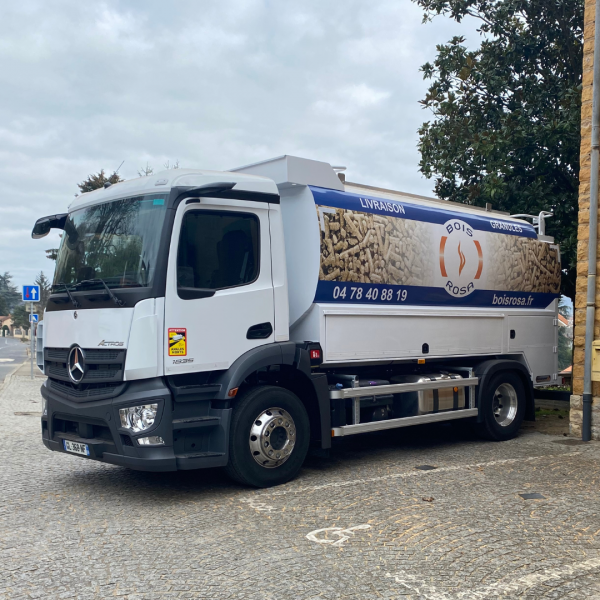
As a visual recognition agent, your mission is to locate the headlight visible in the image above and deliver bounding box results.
[119,404,158,433]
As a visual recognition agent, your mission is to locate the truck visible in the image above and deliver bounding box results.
[32,155,561,487]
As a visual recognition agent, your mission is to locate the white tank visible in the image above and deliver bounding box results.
[234,156,560,374]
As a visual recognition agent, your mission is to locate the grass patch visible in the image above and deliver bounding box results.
[535,408,569,419]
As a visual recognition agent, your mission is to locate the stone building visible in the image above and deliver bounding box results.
[571,0,600,439]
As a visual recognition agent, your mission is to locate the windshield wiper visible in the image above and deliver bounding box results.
[56,282,80,308]
[78,278,126,306]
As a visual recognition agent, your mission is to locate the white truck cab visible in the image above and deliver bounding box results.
[34,156,560,487]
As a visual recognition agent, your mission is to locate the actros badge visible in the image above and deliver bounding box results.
[439,219,484,297]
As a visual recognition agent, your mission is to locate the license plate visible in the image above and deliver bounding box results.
[63,440,90,456]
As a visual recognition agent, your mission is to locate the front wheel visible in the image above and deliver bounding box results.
[475,371,526,441]
[225,385,310,487]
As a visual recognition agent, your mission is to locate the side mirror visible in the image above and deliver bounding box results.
[32,214,68,239]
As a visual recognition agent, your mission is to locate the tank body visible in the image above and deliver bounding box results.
[233,156,561,381]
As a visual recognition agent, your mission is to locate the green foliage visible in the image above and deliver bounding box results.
[0,272,20,315]
[413,0,584,299]
[77,169,124,195]
[34,271,52,318]
[10,304,30,331]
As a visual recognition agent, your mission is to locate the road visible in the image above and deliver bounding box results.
[0,375,599,599]
[0,337,27,383]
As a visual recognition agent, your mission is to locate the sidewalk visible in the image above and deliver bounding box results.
[0,358,45,393]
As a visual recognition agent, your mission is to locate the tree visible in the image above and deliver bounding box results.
[77,169,124,194]
[138,163,154,177]
[0,272,20,315]
[412,0,583,299]
[10,304,30,332]
[34,272,52,318]
[138,160,180,177]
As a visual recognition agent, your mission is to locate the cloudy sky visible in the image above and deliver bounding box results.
[0,0,480,290]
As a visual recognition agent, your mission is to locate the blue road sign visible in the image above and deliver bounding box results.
[29,314,39,323]
[22,285,40,302]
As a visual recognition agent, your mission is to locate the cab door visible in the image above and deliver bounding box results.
[164,198,274,376]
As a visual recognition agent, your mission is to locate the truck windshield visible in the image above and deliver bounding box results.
[52,194,168,291]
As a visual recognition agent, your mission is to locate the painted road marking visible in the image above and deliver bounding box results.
[0,359,15,362]
[387,554,600,599]
[264,452,581,497]
[239,497,275,513]
[306,524,371,547]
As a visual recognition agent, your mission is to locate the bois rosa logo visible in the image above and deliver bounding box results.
[439,220,484,297]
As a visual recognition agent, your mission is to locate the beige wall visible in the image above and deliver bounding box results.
[572,0,600,438]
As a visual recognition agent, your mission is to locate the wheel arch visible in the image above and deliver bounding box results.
[474,359,535,422]
[215,342,331,449]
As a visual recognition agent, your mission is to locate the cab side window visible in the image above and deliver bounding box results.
[177,211,259,292]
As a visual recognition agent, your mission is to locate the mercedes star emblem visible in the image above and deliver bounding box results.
[68,346,85,384]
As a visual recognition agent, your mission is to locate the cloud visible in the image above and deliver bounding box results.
[0,0,480,289]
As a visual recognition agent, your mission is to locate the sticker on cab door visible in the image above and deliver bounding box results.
[168,328,187,356]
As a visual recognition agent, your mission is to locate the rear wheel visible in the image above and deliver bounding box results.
[225,385,310,487]
[476,371,526,441]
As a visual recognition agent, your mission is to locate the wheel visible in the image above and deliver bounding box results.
[475,371,526,441]
[225,385,310,487]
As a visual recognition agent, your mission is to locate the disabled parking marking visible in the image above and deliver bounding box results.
[306,523,371,547]
[239,497,275,513]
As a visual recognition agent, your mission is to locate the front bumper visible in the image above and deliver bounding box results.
[41,378,231,472]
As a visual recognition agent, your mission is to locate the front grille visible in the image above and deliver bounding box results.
[45,347,126,400]
[48,363,122,380]
[50,378,123,399]
[46,348,69,361]
[85,350,121,361]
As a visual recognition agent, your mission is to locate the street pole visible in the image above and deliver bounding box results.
[30,302,34,380]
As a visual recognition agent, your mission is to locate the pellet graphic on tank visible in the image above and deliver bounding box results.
[487,234,561,294]
[318,208,435,286]
[318,206,561,293]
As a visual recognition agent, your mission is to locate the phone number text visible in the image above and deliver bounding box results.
[332,285,408,302]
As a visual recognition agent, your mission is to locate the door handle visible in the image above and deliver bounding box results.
[247,322,273,339]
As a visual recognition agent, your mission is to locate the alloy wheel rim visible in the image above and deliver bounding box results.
[492,383,518,427]
[249,407,296,468]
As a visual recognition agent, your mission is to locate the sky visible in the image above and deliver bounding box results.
[0,0,481,291]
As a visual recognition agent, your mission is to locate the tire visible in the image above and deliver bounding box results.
[225,385,310,488]
[475,371,526,441]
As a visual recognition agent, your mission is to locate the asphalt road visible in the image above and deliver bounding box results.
[1,375,599,600]
[0,337,27,382]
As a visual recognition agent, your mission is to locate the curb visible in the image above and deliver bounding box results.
[0,359,31,392]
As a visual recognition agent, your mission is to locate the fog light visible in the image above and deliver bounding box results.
[119,404,158,433]
[137,436,165,446]
[42,397,47,416]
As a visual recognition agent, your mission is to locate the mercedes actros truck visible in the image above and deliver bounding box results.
[33,155,560,487]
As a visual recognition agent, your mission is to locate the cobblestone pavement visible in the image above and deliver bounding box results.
[1,374,600,600]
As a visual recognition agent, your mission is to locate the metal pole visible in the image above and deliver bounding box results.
[30,302,34,380]
[583,0,600,442]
